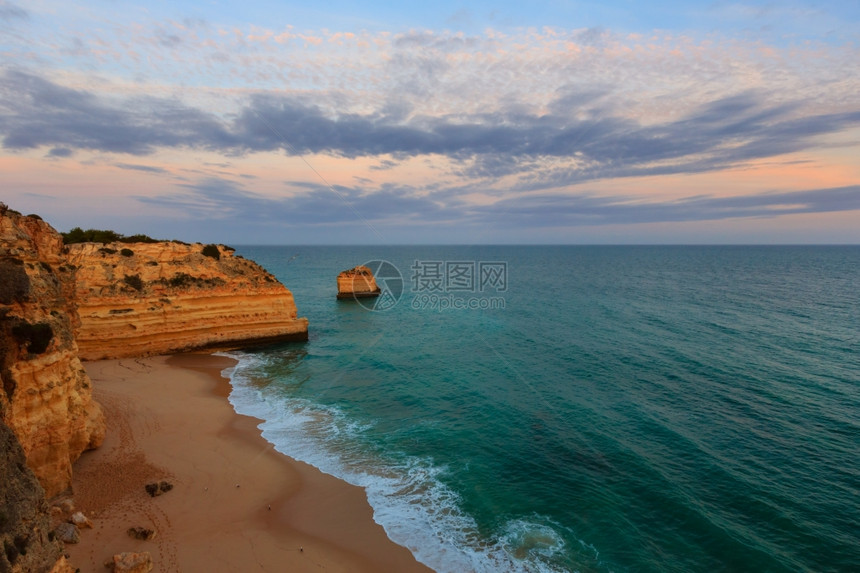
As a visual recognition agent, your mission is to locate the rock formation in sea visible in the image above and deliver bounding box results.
[66,241,309,360]
[337,265,381,299]
[0,208,106,498]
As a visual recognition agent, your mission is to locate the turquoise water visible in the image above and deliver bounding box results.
[224,246,859,572]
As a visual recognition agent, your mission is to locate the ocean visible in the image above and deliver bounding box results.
[223,246,859,573]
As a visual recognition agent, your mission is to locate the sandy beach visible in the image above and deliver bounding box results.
[65,353,431,573]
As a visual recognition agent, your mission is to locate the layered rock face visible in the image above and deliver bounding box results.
[0,417,64,573]
[337,265,380,299]
[0,210,105,498]
[66,242,308,360]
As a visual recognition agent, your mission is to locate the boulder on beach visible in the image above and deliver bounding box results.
[127,527,157,541]
[110,551,153,573]
[53,523,80,544]
[144,481,173,497]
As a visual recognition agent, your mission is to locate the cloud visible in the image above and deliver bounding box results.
[136,172,860,233]
[114,163,170,174]
[3,68,858,190]
[370,159,400,171]
[484,185,860,226]
[239,88,860,193]
[0,1,28,21]
[47,147,73,158]
[135,177,452,231]
[0,69,235,155]
[1,8,856,243]
[155,27,183,48]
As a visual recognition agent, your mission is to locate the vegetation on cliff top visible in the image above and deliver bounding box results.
[3,206,236,256]
[61,227,160,245]
[202,244,221,259]
[61,228,234,254]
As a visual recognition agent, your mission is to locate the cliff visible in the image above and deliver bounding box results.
[0,416,65,573]
[337,265,380,299]
[66,241,308,360]
[0,209,105,498]
[1,206,309,571]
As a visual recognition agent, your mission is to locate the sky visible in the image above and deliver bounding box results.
[1,1,859,244]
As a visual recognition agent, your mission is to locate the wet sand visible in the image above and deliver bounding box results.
[65,354,431,573]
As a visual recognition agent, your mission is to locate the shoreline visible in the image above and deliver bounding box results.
[66,353,431,573]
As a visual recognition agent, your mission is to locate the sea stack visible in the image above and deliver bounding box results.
[337,265,381,299]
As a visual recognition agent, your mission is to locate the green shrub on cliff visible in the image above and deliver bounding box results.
[124,234,159,244]
[201,244,221,260]
[123,274,144,291]
[0,202,21,216]
[62,227,160,245]
[167,273,193,288]
[63,227,122,244]
[160,273,225,289]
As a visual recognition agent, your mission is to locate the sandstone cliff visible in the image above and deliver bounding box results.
[0,416,64,573]
[66,241,308,360]
[337,265,380,299]
[0,209,105,498]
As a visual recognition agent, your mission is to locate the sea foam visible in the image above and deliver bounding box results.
[221,352,570,573]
